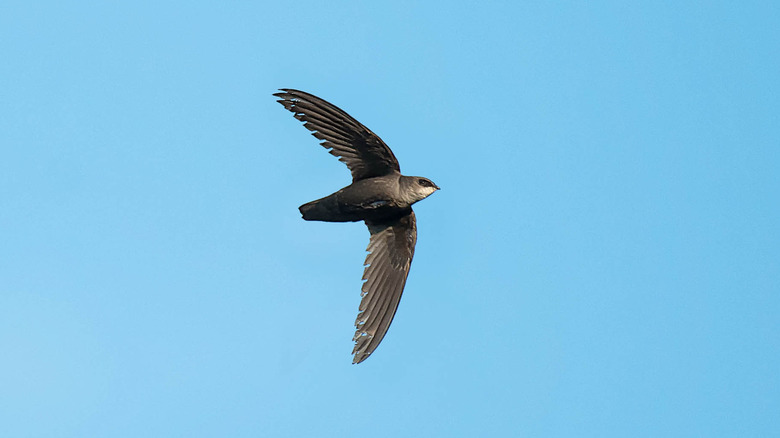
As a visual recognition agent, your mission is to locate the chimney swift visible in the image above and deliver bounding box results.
[274,89,439,364]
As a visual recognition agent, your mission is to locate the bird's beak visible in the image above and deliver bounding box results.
[435,185,441,191]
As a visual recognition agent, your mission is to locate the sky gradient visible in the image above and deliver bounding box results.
[1,1,778,437]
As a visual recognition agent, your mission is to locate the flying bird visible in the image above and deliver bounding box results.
[274,89,439,364]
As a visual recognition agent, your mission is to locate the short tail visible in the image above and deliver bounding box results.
[298,196,359,222]
[299,199,328,221]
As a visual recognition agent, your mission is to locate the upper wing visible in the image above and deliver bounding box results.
[353,211,417,364]
[274,89,401,182]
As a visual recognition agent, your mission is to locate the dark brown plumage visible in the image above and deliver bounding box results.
[274,89,438,363]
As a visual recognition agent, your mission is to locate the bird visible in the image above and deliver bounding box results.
[273,89,439,364]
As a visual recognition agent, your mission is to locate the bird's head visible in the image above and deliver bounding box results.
[403,176,440,205]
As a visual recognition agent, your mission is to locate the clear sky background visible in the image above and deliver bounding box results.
[1,1,778,437]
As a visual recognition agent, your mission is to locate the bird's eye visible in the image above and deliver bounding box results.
[418,179,429,187]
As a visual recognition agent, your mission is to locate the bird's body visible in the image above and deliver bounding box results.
[299,173,436,223]
[274,89,439,363]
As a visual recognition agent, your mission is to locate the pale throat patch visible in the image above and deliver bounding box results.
[404,185,437,205]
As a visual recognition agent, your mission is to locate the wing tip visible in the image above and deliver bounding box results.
[273,88,309,101]
[352,347,372,364]
[351,330,375,364]
[273,89,298,105]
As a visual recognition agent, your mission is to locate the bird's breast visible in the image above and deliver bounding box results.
[334,178,410,221]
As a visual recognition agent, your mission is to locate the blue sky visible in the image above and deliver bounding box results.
[1,1,778,437]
